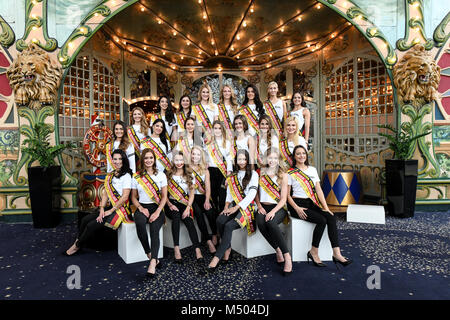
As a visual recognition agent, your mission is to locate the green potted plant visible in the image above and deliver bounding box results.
[22,122,75,228]
[377,116,431,218]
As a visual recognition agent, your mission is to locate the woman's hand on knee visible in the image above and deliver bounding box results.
[295,206,308,220]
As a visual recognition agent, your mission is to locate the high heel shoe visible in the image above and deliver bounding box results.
[196,257,205,264]
[307,251,326,267]
[174,257,183,264]
[282,269,293,276]
[206,265,218,273]
[156,259,163,269]
[332,256,353,270]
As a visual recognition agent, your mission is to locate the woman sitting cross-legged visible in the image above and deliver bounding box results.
[64,149,132,256]
[204,149,259,273]
[165,151,204,263]
[131,148,167,278]
[286,145,352,269]
[255,148,292,275]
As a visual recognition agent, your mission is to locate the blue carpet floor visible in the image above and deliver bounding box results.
[0,211,448,301]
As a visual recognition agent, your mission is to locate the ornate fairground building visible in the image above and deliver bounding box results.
[0,0,448,222]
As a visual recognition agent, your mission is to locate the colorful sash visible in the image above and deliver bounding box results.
[133,172,161,203]
[279,138,293,167]
[226,174,256,235]
[127,126,141,155]
[192,169,206,194]
[259,174,281,202]
[106,142,114,171]
[288,168,322,208]
[193,103,213,131]
[217,103,233,131]
[104,173,132,230]
[264,100,283,136]
[168,177,194,218]
[177,137,192,155]
[141,137,172,171]
[206,141,228,178]
[176,112,188,131]
[239,105,259,135]
[256,135,265,167]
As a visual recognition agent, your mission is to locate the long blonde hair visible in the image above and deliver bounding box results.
[197,83,215,109]
[189,146,208,175]
[284,116,300,146]
[260,147,286,182]
[219,84,238,113]
[267,81,280,98]
[131,107,150,136]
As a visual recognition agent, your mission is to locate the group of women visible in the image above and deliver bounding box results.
[64,81,352,278]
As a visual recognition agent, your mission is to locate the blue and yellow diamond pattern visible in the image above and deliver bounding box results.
[322,170,362,206]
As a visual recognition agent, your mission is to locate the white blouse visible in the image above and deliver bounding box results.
[258,135,280,159]
[259,175,279,205]
[290,108,305,131]
[192,171,206,195]
[131,171,167,204]
[207,138,233,173]
[288,166,320,198]
[226,170,259,210]
[235,135,250,153]
[107,141,136,173]
[132,124,151,141]
[110,173,132,196]
[193,103,218,129]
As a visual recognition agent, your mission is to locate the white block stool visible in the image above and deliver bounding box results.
[347,204,385,224]
[118,222,163,264]
[285,218,333,262]
[231,227,275,259]
[163,218,202,249]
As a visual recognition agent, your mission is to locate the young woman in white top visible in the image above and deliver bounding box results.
[257,115,279,168]
[192,83,217,135]
[64,149,132,256]
[165,151,204,263]
[255,148,292,275]
[189,146,217,254]
[173,117,203,155]
[140,119,172,173]
[216,84,238,137]
[107,120,136,173]
[232,114,256,166]
[205,149,259,273]
[205,121,233,244]
[131,148,167,278]
[289,91,311,143]
[128,107,151,160]
[287,145,353,269]
[173,94,193,141]
[151,95,176,145]
[240,84,265,137]
[265,81,287,136]
[280,116,308,168]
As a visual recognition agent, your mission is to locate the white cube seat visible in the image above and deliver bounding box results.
[285,218,333,262]
[163,218,203,249]
[231,227,276,259]
[347,204,385,224]
[118,222,163,264]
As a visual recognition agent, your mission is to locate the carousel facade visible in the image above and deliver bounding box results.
[0,0,449,222]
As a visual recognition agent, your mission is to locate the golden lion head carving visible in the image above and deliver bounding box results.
[6,43,62,110]
[393,44,440,106]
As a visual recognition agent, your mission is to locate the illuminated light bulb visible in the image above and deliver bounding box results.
[231,46,234,51]
[266,64,271,68]
[331,33,335,38]
[317,4,321,9]
[288,48,292,52]
[198,0,202,3]
[141,7,145,12]
[298,16,302,21]
[250,7,254,13]
[151,57,156,61]
[173,31,177,36]
[143,46,147,50]
[243,21,247,27]
[215,51,218,56]
[203,13,207,19]
[208,28,211,33]
[281,27,285,32]
[250,47,253,51]
[129,47,133,52]
[265,37,269,42]
[198,60,201,63]
[157,19,162,24]
[251,58,255,62]
[244,68,249,71]
[162,51,166,55]
[186,41,191,45]
[269,53,273,57]
[237,35,240,40]
[191,68,195,72]
[172,65,176,70]
[288,56,292,60]
[236,55,240,59]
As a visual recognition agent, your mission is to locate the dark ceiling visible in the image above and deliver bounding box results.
[102,0,350,71]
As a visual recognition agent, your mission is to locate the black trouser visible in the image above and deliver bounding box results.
[214,210,245,260]
[192,194,216,242]
[165,200,200,248]
[134,203,165,258]
[77,212,109,248]
[255,203,289,254]
[208,167,227,222]
[287,198,339,248]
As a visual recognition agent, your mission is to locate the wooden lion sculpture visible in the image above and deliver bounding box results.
[393,44,440,106]
[6,43,62,110]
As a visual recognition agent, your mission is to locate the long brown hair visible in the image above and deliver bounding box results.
[137,148,158,177]
[112,120,131,151]
[168,150,193,189]
[233,149,253,190]
[261,147,286,181]
[258,115,273,153]
[211,120,227,148]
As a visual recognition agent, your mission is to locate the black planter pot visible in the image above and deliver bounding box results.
[28,166,62,228]
[385,159,418,218]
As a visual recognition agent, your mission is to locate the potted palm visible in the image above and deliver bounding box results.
[377,116,431,218]
[22,122,75,228]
